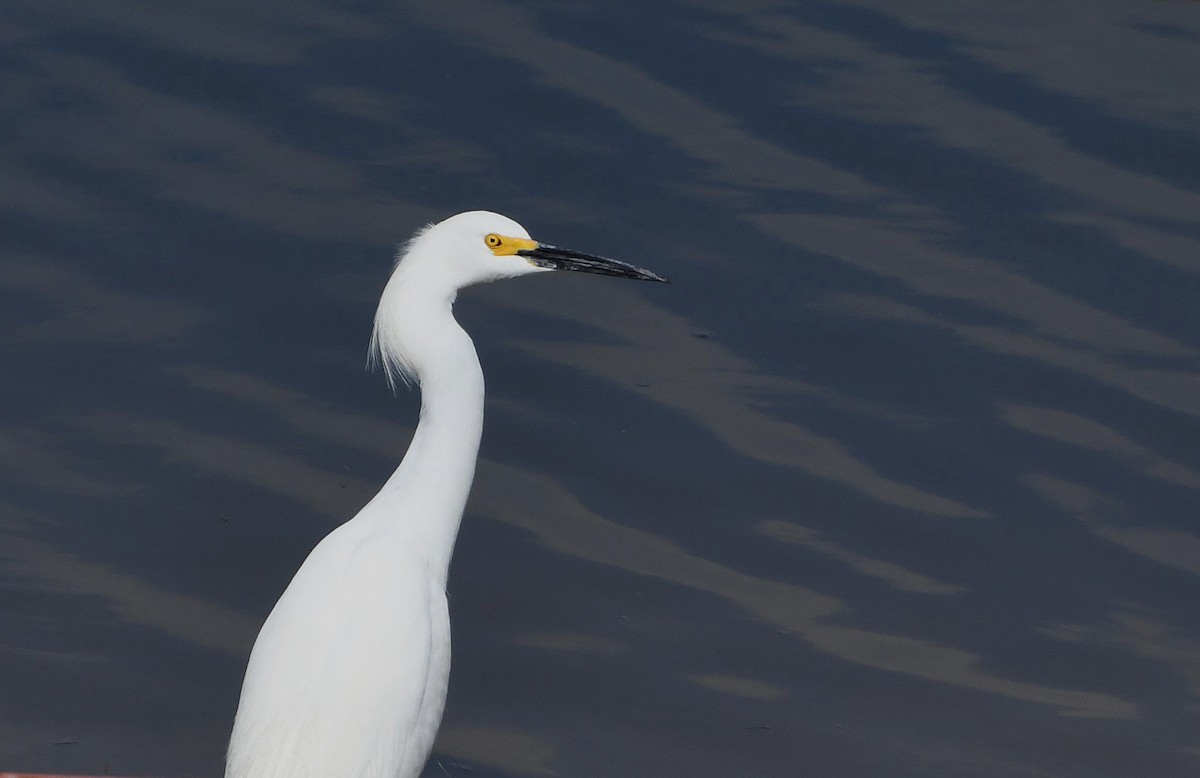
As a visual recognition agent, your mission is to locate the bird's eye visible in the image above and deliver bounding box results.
[485,234,503,248]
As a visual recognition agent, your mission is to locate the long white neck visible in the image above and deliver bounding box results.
[370,272,485,583]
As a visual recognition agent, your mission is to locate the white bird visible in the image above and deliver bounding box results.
[225,210,666,778]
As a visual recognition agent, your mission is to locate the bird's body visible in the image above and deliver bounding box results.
[226,211,664,778]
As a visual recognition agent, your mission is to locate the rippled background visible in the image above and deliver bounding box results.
[3,1,1200,776]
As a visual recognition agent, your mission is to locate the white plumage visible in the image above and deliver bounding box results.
[226,211,664,778]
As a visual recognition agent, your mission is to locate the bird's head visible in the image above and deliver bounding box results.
[371,211,666,389]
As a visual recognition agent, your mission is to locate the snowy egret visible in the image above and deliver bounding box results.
[225,211,666,778]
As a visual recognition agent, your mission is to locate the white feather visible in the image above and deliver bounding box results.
[227,210,655,778]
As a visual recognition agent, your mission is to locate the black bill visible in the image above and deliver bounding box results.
[518,244,669,283]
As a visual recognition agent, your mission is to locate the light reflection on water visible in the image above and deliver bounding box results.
[2,1,1200,776]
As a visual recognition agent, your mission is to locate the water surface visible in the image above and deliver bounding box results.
[3,1,1200,776]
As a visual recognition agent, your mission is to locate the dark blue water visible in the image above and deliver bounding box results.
[3,1,1200,776]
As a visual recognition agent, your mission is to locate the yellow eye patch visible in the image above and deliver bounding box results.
[485,233,538,256]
